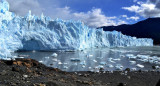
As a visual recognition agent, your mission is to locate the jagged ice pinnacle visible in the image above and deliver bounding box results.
[0,0,153,59]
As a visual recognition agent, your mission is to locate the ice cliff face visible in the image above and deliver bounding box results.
[0,0,153,59]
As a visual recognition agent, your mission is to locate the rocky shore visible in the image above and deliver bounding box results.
[0,58,160,86]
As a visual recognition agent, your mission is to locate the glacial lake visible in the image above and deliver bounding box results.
[14,46,160,72]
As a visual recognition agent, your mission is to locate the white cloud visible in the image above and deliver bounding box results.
[122,0,160,18]
[122,15,139,21]
[129,16,140,21]
[122,15,128,18]
[122,5,140,12]
[6,0,127,27]
[73,9,126,27]
[50,8,127,27]
[6,0,43,16]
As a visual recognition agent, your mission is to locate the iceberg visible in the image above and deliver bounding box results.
[0,0,153,59]
[115,64,123,70]
[51,53,58,57]
[136,64,144,68]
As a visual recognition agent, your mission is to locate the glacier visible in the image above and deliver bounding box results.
[0,0,153,59]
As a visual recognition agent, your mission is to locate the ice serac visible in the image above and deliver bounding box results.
[0,0,153,59]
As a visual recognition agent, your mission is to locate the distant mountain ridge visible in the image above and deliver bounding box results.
[101,18,160,44]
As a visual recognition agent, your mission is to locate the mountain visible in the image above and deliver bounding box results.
[101,18,160,45]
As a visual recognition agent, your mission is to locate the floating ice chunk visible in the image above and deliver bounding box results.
[52,58,58,62]
[115,64,123,70]
[12,56,18,58]
[129,56,137,59]
[94,65,104,70]
[100,62,106,65]
[70,58,81,62]
[107,64,114,68]
[135,55,160,65]
[137,55,149,59]
[63,63,68,65]
[136,64,144,68]
[63,66,68,69]
[149,56,160,64]
[149,60,154,64]
[107,58,112,62]
[155,66,160,69]
[73,63,78,65]
[86,54,93,58]
[139,59,148,62]
[11,56,18,60]
[110,61,116,63]
[80,61,86,65]
[51,53,58,57]
[107,58,116,63]
[18,55,29,57]
[126,54,134,57]
[154,61,160,65]
[39,60,43,63]
[83,51,87,54]
[113,58,121,61]
[11,57,16,60]
[131,68,137,71]
[98,65,104,69]
[32,50,36,53]
[18,57,24,58]
[94,70,100,73]
[126,54,136,59]
[129,61,136,65]
[156,57,160,61]
[94,66,99,69]
[82,65,85,68]
[93,59,97,62]
[88,67,92,69]
[3,58,11,60]
[120,55,125,58]
[45,57,50,59]
[97,57,103,59]
[58,62,62,65]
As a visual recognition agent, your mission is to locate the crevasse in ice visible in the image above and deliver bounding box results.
[0,0,153,59]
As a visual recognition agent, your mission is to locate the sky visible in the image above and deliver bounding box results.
[5,0,160,27]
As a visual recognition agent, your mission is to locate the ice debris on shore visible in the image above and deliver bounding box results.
[0,0,153,59]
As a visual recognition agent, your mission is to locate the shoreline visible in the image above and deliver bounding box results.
[0,58,160,86]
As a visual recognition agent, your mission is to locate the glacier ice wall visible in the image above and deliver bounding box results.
[0,0,153,59]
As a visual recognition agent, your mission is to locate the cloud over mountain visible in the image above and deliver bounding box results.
[122,0,160,18]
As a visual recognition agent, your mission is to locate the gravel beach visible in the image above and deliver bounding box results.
[0,58,160,86]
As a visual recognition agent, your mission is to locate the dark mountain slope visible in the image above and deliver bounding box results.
[101,18,160,44]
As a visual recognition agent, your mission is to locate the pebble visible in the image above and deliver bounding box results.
[23,75,28,78]
[0,70,7,75]
[127,76,131,79]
